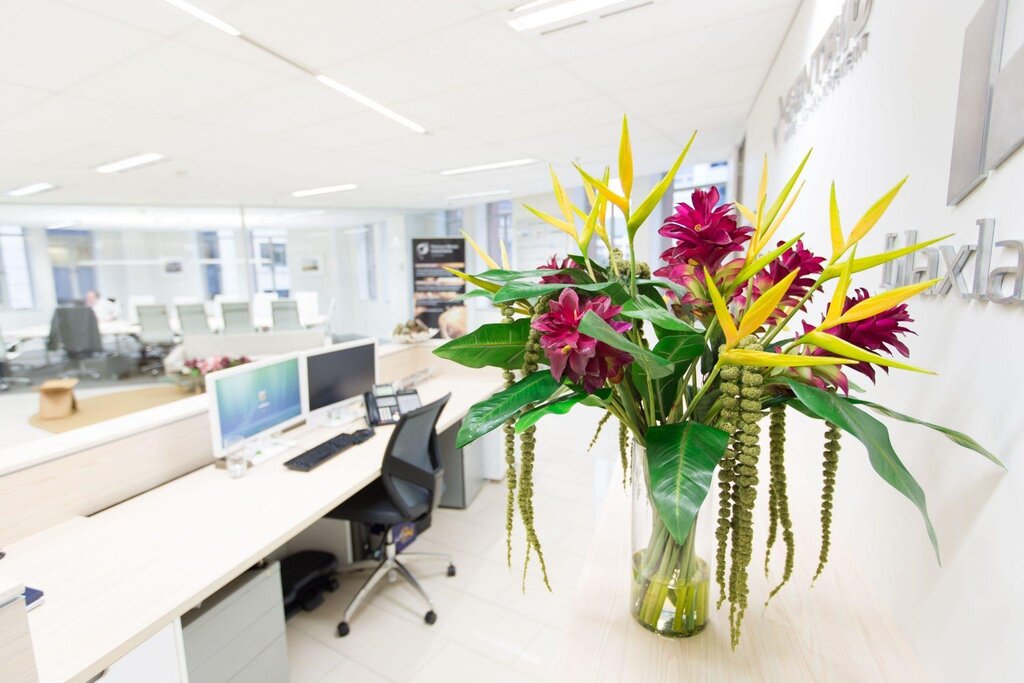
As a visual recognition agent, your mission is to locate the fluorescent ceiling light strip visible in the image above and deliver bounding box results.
[440,159,536,176]
[512,0,560,12]
[161,0,241,36]
[291,184,358,197]
[509,0,627,31]
[316,75,427,134]
[5,182,56,197]
[95,153,165,174]
[445,190,511,200]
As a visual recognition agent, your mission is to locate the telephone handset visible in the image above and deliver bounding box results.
[364,383,422,426]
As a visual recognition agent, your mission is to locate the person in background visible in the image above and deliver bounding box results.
[85,290,120,322]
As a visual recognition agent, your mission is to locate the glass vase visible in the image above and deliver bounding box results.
[630,442,711,637]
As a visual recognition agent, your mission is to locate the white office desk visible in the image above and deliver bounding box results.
[0,373,501,683]
[3,320,141,345]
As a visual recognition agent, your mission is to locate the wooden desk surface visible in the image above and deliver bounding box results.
[556,480,930,682]
[0,373,501,683]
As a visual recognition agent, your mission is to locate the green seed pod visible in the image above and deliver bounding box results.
[765,404,795,605]
[813,422,841,583]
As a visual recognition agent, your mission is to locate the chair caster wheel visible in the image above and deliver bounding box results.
[327,576,339,591]
[337,622,350,637]
[447,564,456,577]
[424,610,437,625]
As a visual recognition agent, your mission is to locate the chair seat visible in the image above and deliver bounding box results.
[326,477,430,525]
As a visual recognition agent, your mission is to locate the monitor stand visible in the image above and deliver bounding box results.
[246,436,296,466]
[310,403,366,430]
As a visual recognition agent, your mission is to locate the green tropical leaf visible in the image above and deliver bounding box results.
[652,333,705,363]
[454,289,494,302]
[491,280,627,304]
[456,371,562,448]
[845,398,1004,469]
[783,379,941,563]
[620,295,698,333]
[475,268,590,283]
[515,388,610,432]
[433,319,532,370]
[578,311,673,379]
[645,421,731,544]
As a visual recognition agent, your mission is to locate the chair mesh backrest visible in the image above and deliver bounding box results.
[177,304,211,335]
[272,300,302,330]
[221,302,251,333]
[0,323,8,363]
[55,307,103,355]
[137,305,175,345]
[381,394,451,517]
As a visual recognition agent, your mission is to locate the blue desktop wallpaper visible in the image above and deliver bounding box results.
[215,358,302,447]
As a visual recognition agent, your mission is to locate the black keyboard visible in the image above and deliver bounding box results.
[284,428,375,472]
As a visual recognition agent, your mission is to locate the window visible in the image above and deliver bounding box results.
[0,226,35,310]
[197,231,222,298]
[250,230,290,297]
[444,209,463,236]
[355,225,377,301]
[47,228,97,304]
[486,201,513,258]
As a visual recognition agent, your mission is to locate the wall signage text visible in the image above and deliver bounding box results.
[774,0,872,144]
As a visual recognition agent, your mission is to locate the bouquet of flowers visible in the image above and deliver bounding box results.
[434,119,1001,647]
[181,355,250,391]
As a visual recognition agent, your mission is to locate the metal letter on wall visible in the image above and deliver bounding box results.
[948,0,1024,205]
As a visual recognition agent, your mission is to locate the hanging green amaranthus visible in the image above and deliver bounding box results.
[814,422,841,582]
[765,404,795,603]
[501,303,518,568]
[518,299,551,590]
[618,419,630,487]
[588,412,611,452]
[714,363,740,609]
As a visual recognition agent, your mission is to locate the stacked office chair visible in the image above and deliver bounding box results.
[271,299,302,331]
[293,291,320,327]
[251,292,278,329]
[220,302,252,333]
[176,303,213,336]
[0,324,30,391]
[126,295,157,323]
[136,304,177,375]
[52,307,105,379]
[327,394,455,637]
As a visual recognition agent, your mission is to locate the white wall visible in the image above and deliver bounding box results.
[743,1,1020,679]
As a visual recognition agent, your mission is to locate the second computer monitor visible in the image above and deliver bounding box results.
[302,339,377,425]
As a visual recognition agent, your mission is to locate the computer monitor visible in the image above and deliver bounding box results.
[300,339,377,426]
[206,354,304,456]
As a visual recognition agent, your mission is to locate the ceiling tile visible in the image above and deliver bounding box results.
[0,0,165,91]
[0,82,54,122]
[67,41,291,114]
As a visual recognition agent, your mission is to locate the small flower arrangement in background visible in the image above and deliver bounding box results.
[179,355,250,392]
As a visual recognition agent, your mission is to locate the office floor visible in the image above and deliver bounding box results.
[286,408,618,683]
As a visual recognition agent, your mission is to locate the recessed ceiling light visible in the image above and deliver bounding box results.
[160,0,241,36]
[95,153,166,174]
[5,182,56,197]
[440,159,536,176]
[509,0,628,31]
[316,75,427,134]
[291,184,359,198]
[445,190,512,200]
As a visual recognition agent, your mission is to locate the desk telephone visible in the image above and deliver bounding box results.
[364,384,422,425]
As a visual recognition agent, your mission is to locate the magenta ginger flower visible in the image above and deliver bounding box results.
[733,240,825,323]
[532,288,633,393]
[538,255,574,284]
[657,187,754,271]
[803,287,916,383]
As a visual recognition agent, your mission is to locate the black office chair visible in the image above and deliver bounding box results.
[53,307,105,379]
[327,394,455,637]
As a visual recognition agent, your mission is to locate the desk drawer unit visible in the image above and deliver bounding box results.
[182,563,288,683]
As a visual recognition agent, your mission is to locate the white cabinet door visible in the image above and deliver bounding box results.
[101,620,187,683]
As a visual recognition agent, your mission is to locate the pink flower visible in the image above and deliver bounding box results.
[803,287,916,383]
[657,187,753,271]
[532,289,633,393]
[733,240,825,323]
[538,255,574,284]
